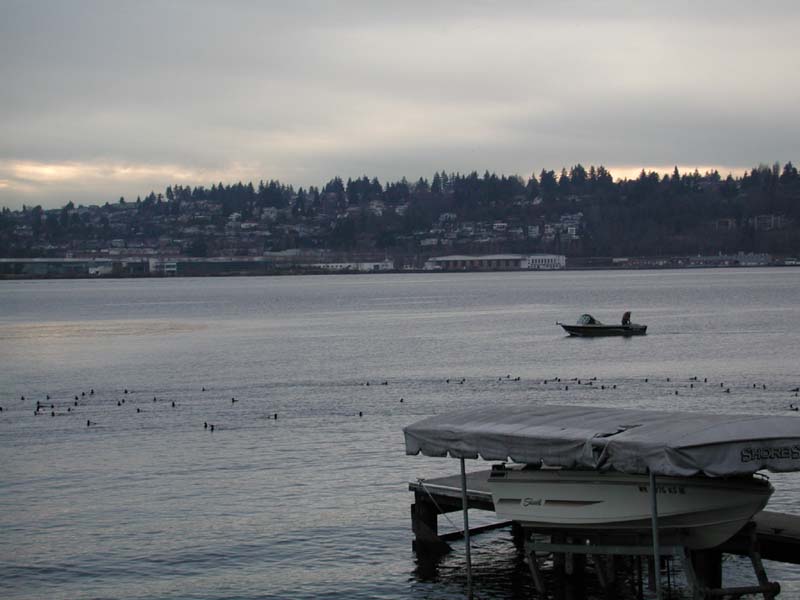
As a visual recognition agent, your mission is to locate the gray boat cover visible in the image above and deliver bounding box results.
[404,404,800,477]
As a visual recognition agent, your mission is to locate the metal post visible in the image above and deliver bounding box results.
[649,470,662,600]
[460,457,473,599]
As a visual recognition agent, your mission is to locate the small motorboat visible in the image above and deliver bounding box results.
[487,463,773,549]
[558,311,647,336]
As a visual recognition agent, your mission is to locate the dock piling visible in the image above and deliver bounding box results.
[460,458,473,600]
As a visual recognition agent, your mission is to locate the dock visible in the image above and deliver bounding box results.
[410,470,800,598]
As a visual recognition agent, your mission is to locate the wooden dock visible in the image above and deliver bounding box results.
[409,470,800,598]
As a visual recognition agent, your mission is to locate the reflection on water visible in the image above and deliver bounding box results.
[1,268,799,599]
[0,320,205,340]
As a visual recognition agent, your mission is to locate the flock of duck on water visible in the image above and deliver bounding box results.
[3,376,799,427]
[5,386,283,432]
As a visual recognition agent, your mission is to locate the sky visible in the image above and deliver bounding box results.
[1,0,799,210]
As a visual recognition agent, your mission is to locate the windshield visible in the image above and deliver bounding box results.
[578,314,599,325]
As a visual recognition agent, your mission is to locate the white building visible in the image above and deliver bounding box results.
[424,254,566,271]
[311,260,395,272]
[525,254,566,270]
[149,258,178,275]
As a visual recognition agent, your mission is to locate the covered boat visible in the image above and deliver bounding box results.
[404,404,800,548]
[558,312,647,336]
[487,464,771,549]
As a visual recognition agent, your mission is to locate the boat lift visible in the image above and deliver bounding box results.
[405,405,800,599]
[410,468,791,599]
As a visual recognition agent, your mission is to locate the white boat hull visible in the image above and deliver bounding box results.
[488,467,773,549]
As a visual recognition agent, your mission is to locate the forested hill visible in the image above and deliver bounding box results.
[2,162,799,259]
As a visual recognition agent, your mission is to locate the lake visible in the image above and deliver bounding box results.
[1,268,799,599]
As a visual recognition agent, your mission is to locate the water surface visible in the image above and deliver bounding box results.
[1,268,799,599]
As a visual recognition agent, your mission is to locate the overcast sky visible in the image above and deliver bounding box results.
[2,1,798,209]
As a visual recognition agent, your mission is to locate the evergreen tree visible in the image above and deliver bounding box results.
[539,169,557,199]
[569,164,587,191]
[780,162,798,184]
[431,172,443,195]
[526,172,540,199]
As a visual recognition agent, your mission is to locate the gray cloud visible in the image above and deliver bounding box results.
[1,0,799,208]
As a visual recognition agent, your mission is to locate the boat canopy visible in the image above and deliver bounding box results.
[404,404,800,477]
[578,314,599,325]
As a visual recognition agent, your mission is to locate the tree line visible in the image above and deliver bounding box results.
[2,162,799,258]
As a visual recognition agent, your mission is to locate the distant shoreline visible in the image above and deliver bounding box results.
[1,261,796,281]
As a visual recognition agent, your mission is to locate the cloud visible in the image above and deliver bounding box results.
[0,159,262,207]
[1,1,799,208]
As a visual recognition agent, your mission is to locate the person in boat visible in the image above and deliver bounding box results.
[621,311,631,325]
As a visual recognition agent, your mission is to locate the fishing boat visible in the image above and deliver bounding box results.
[558,311,647,336]
[487,463,772,549]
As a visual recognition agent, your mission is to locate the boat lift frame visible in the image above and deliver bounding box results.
[521,521,779,599]
[418,465,782,600]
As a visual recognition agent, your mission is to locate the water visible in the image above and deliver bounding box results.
[1,268,799,599]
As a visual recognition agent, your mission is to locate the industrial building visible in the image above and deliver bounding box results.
[424,254,566,271]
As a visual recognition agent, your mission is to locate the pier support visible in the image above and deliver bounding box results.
[681,524,779,599]
[689,548,722,590]
[410,492,451,554]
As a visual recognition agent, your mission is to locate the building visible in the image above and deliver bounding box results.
[148,258,178,275]
[424,254,566,271]
[310,260,395,272]
[0,258,147,277]
[525,254,567,270]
